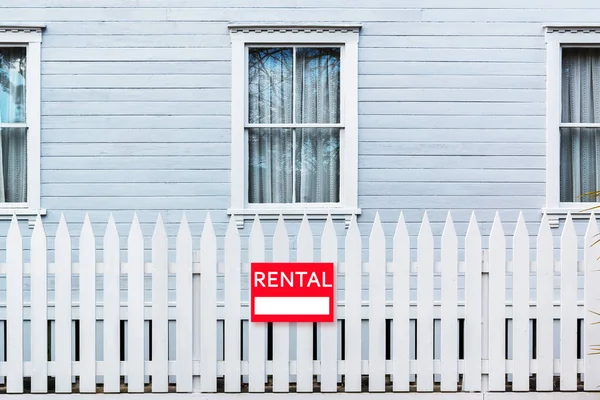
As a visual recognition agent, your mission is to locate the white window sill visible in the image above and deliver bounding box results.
[543,206,599,228]
[227,207,361,229]
[0,208,47,228]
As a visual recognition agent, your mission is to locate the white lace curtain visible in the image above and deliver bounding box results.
[247,47,340,204]
[0,47,27,203]
[561,48,600,202]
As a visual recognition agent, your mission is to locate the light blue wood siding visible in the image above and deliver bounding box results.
[2,0,597,252]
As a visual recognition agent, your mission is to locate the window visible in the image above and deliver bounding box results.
[247,46,341,204]
[544,25,600,227]
[0,26,44,223]
[228,25,360,228]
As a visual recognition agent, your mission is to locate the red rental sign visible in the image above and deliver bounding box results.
[250,262,335,323]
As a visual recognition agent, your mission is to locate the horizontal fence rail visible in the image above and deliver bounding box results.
[0,211,599,394]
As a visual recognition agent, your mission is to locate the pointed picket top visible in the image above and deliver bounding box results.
[585,212,599,241]
[56,213,70,242]
[513,211,529,254]
[250,214,264,241]
[369,212,385,248]
[32,213,45,238]
[345,214,360,245]
[128,212,142,241]
[538,213,552,242]
[321,214,337,262]
[514,211,528,237]
[466,211,480,240]
[274,214,288,239]
[225,215,241,247]
[273,215,289,261]
[490,211,505,238]
[152,213,168,275]
[249,215,265,262]
[80,213,95,252]
[201,212,217,271]
[393,212,409,253]
[202,212,215,240]
[8,213,20,240]
[177,213,191,242]
[369,212,386,260]
[513,211,529,253]
[562,212,576,243]
[418,211,433,242]
[80,213,94,242]
[176,213,192,267]
[153,213,167,243]
[297,214,313,261]
[442,211,457,241]
[104,213,119,244]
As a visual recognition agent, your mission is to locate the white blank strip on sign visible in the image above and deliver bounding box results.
[255,297,329,315]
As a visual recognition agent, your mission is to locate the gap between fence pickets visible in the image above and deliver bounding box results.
[13,393,600,399]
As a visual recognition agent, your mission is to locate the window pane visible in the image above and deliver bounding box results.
[0,47,26,124]
[295,128,340,203]
[562,48,600,123]
[296,48,341,124]
[248,48,293,124]
[560,127,600,202]
[248,128,293,203]
[0,127,27,203]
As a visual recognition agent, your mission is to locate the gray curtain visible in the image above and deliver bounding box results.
[247,47,340,204]
[247,48,294,203]
[0,47,27,203]
[561,48,600,202]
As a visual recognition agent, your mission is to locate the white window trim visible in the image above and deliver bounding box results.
[227,23,361,228]
[543,24,600,228]
[0,25,46,226]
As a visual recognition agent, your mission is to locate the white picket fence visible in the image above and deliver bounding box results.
[0,210,599,394]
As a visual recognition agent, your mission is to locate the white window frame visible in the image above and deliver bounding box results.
[0,25,45,225]
[544,24,600,228]
[227,24,361,228]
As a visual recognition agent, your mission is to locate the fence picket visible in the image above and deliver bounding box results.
[512,212,530,391]
[561,214,578,391]
[6,215,23,393]
[488,212,506,391]
[55,214,72,393]
[296,215,314,392]
[320,215,339,392]
[272,216,291,392]
[248,216,266,392]
[440,212,458,391]
[103,214,121,393]
[127,213,146,392]
[152,214,169,392]
[417,212,434,392]
[585,213,600,390]
[344,215,362,392]
[369,213,386,392]
[200,212,218,392]
[536,215,554,391]
[79,214,97,392]
[224,216,241,392]
[463,212,482,391]
[176,214,193,392]
[392,212,410,392]
[30,216,48,392]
